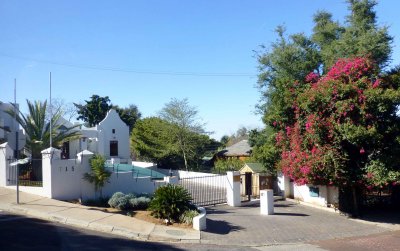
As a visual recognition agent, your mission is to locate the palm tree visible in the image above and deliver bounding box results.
[83,154,111,198]
[7,100,80,159]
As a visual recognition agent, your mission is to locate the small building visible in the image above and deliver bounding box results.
[215,140,252,161]
[239,162,273,198]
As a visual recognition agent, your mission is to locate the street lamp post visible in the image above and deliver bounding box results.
[14,79,19,204]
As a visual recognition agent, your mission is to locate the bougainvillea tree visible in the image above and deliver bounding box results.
[275,57,400,210]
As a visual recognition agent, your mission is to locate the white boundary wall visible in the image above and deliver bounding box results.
[293,184,339,207]
[1,148,168,201]
[277,173,339,207]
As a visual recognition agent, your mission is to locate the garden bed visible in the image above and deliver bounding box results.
[68,200,194,229]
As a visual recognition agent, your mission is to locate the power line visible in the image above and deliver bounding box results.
[0,52,256,77]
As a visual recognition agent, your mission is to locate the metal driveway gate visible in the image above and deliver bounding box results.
[6,159,43,187]
[178,174,227,207]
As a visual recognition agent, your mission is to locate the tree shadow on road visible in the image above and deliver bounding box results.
[204,208,231,215]
[360,207,400,226]
[273,212,309,217]
[203,218,244,234]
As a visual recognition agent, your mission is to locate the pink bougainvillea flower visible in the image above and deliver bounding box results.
[305,72,320,84]
[372,79,380,88]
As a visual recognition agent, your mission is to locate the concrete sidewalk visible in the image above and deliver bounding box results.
[0,187,200,243]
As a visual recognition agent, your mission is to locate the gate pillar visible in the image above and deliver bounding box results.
[227,171,241,207]
[0,143,13,187]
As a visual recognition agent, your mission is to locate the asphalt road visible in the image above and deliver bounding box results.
[1,210,399,251]
[0,210,254,251]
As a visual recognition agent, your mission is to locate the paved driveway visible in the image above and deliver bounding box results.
[201,200,388,246]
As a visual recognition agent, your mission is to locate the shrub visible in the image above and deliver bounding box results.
[108,192,125,208]
[108,192,137,210]
[213,158,244,173]
[129,197,151,210]
[83,154,111,198]
[149,184,194,222]
[179,210,199,225]
[108,192,151,210]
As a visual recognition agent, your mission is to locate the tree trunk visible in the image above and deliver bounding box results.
[352,185,360,217]
[182,150,188,172]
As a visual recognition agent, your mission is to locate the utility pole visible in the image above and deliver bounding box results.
[49,72,52,148]
[14,79,19,204]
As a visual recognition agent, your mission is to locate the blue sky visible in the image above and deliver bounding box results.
[1,0,399,140]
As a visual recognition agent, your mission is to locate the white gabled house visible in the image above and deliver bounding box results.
[60,109,130,164]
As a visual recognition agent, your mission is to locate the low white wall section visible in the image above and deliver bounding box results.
[7,185,47,197]
[47,159,82,200]
[39,149,167,201]
[132,161,157,168]
[293,184,339,207]
[193,207,206,230]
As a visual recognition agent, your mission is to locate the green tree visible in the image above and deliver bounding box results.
[255,0,395,215]
[311,11,345,71]
[159,98,206,171]
[248,127,279,173]
[256,0,393,173]
[220,135,230,147]
[131,116,217,170]
[131,117,181,168]
[337,0,392,68]
[74,95,112,127]
[213,158,244,174]
[276,57,400,216]
[83,154,111,198]
[8,100,80,159]
[222,126,252,147]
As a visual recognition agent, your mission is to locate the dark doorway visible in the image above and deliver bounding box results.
[61,141,70,159]
[110,140,118,156]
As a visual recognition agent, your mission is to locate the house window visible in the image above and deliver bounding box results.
[112,129,116,134]
[110,140,118,156]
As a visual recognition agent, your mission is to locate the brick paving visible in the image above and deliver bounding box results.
[311,230,400,251]
[201,199,389,246]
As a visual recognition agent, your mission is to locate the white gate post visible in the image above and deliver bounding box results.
[164,176,178,184]
[0,143,13,187]
[260,189,274,215]
[226,171,241,207]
